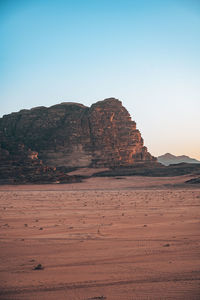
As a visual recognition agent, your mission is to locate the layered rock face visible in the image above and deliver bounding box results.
[88,99,154,166]
[0,98,156,181]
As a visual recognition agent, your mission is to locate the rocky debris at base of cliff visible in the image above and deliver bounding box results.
[0,98,157,183]
[0,144,82,184]
[185,177,200,184]
[93,162,200,178]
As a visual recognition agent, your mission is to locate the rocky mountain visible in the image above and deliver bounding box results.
[158,153,200,166]
[0,98,156,183]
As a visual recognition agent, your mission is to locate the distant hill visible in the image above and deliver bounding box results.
[157,153,200,166]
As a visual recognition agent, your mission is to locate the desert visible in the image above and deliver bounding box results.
[0,175,200,300]
[1,1,200,299]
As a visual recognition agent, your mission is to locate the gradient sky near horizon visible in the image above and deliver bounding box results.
[0,0,200,159]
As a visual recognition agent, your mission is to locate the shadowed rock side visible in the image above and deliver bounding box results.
[185,177,200,184]
[93,162,200,178]
[0,98,156,176]
[0,144,82,184]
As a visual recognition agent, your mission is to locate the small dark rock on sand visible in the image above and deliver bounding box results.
[34,264,44,270]
[87,296,106,300]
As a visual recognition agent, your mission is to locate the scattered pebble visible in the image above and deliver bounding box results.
[33,264,44,270]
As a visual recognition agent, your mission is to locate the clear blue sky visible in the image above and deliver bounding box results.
[1,0,200,159]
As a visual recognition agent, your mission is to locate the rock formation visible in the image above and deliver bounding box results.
[0,98,156,183]
[88,98,155,166]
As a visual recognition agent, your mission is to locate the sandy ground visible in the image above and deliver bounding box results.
[0,176,200,300]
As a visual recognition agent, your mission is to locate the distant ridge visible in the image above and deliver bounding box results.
[157,153,200,166]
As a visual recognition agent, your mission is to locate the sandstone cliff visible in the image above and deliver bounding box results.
[0,98,156,182]
[88,98,154,167]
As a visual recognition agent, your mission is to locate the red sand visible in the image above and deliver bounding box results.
[0,176,200,299]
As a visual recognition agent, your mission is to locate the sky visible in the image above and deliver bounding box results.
[0,0,200,159]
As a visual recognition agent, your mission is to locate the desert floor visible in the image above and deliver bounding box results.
[0,175,200,300]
